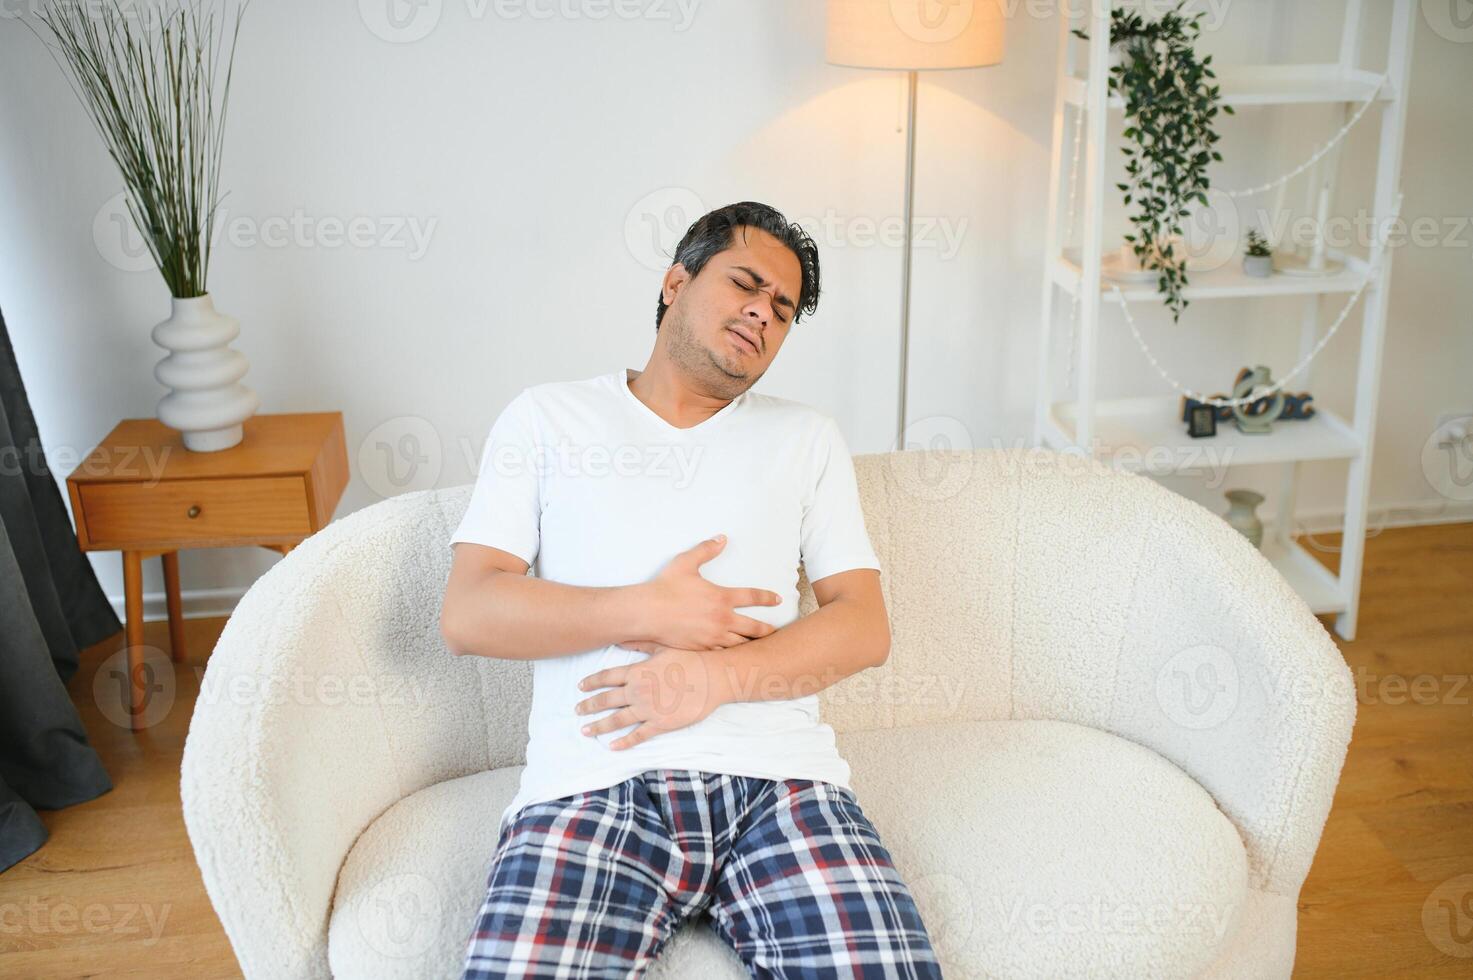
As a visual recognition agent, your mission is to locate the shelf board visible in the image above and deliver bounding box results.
[1260,535,1346,615]
[1063,64,1393,109]
[1053,250,1371,303]
[1046,397,1363,474]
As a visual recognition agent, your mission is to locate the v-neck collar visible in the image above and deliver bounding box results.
[617,368,745,435]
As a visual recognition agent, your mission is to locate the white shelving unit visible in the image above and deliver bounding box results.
[1032,0,1417,641]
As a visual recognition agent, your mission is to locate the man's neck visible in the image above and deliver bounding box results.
[626,365,734,429]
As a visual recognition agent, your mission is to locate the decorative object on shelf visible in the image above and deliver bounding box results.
[1222,489,1266,549]
[1242,229,1274,277]
[1274,115,1350,280]
[825,0,1005,451]
[1182,369,1316,426]
[1231,365,1287,434]
[34,0,258,453]
[1186,403,1217,438]
[1072,1,1232,322]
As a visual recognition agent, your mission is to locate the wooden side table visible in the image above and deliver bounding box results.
[66,412,349,731]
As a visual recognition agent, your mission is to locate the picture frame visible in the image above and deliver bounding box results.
[1187,404,1218,438]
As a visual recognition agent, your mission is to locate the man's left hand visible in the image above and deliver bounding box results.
[574,642,731,750]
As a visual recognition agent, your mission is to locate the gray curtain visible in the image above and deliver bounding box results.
[0,303,121,874]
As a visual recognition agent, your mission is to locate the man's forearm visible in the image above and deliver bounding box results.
[707,597,888,705]
[447,574,646,661]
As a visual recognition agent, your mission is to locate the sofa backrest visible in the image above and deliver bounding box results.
[285,446,1331,779]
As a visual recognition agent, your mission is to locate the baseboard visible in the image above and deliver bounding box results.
[105,499,1473,624]
[1283,497,1473,535]
[106,585,249,626]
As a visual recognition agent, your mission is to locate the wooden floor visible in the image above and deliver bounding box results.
[0,523,1469,978]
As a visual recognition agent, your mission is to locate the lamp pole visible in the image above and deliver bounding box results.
[897,69,917,452]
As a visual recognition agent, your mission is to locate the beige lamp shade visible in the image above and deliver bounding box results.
[826,0,1005,70]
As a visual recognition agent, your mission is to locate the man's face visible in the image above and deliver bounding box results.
[658,225,802,397]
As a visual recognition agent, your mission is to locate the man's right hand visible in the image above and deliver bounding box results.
[627,535,782,651]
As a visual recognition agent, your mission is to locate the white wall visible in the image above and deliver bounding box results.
[1,0,1468,616]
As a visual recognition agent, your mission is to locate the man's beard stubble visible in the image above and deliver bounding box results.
[663,307,760,400]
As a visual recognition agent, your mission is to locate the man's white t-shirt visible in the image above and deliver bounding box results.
[449,367,882,831]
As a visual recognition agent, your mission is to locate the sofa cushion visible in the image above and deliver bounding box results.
[327,719,1247,979]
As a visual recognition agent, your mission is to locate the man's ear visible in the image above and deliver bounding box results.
[662,262,691,307]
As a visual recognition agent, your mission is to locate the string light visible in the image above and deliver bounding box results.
[1055,71,1395,411]
[1218,75,1387,199]
[1110,274,1374,407]
[1113,186,1402,408]
[1060,106,1086,393]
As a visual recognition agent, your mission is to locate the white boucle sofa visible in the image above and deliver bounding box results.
[180,447,1355,979]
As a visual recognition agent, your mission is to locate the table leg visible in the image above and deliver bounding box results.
[162,551,186,664]
[121,550,146,732]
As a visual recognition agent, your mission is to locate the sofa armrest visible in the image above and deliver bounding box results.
[180,552,408,979]
[1099,482,1358,898]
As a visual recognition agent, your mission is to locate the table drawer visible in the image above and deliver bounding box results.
[78,476,312,548]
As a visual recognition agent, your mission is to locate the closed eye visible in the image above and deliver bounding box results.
[732,278,788,323]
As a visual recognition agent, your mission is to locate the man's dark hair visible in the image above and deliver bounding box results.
[655,201,821,331]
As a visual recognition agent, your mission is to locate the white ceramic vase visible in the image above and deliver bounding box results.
[1223,489,1266,550]
[151,293,259,452]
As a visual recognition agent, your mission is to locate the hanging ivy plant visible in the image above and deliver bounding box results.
[1073,2,1232,322]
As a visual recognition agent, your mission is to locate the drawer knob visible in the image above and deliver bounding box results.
[187,505,201,519]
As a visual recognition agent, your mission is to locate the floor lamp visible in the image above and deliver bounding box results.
[825,0,1005,450]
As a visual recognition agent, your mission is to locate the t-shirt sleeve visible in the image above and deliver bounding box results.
[799,417,881,584]
[449,390,542,567]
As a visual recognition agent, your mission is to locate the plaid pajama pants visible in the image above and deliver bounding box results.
[460,768,942,979]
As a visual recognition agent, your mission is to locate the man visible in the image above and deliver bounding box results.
[440,201,941,978]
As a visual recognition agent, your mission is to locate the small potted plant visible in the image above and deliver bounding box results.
[1242,229,1274,278]
[1073,2,1232,323]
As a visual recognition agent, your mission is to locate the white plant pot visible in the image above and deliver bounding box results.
[1108,38,1147,72]
[151,293,259,452]
[1118,236,1184,270]
[1242,253,1274,278]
